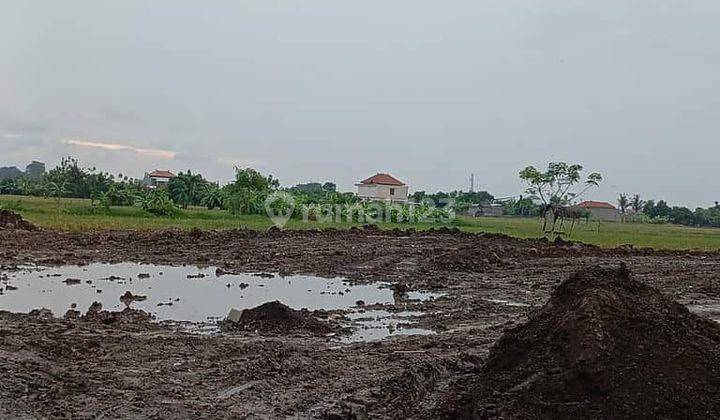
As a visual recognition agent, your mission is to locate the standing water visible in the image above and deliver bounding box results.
[0,263,438,341]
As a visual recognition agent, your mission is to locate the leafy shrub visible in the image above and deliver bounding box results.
[627,213,652,224]
[648,216,669,225]
[224,189,266,215]
[135,190,178,216]
[200,185,224,210]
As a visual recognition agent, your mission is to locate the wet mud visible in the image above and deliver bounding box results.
[1,228,720,418]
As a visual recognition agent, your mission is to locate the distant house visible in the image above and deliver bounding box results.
[578,201,620,221]
[144,170,176,189]
[356,173,408,203]
[466,204,504,217]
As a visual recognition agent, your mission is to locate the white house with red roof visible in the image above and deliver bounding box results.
[144,170,177,189]
[577,200,620,221]
[356,173,409,203]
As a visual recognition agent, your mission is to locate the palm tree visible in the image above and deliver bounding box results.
[169,171,206,209]
[630,194,644,214]
[618,194,629,213]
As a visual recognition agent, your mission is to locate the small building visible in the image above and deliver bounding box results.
[356,173,409,203]
[144,170,176,189]
[578,201,620,222]
[466,204,504,217]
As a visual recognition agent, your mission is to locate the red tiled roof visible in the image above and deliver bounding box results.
[578,200,616,209]
[359,173,405,186]
[148,170,176,178]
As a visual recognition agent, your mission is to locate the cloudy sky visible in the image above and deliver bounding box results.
[2,1,719,207]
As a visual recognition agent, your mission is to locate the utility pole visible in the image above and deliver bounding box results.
[469,173,474,193]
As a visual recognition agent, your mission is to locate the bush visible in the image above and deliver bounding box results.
[224,189,266,216]
[135,190,179,217]
[648,216,669,225]
[627,213,652,224]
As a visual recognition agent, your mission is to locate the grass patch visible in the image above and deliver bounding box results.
[2,195,720,251]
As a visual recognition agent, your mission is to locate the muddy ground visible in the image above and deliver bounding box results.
[1,227,719,419]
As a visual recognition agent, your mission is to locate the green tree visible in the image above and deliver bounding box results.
[618,194,629,215]
[222,168,279,215]
[630,194,644,214]
[42,157,113,199]
[322,182,337,193]
[670,206,695,226]
[654,200,671,218]
[643,200,656,217]
[502,196,541,217]
[519,162,602,205]
[200,184,224,210]
[44,181,69,213]
[168,171,207,208]
[410,191,427,203]
[0,178,21,195]
[135,189,177,216]
[24,161,46,179]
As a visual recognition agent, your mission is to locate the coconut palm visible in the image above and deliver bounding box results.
[631,194,645,214]
[169,171,206,209]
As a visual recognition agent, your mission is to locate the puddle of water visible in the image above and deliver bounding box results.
[343,309,435,343]
[688,303,720,322]
[407,291,446,301]
[0,263,437,342]
[484,298,531,307]
[0,263,395,321]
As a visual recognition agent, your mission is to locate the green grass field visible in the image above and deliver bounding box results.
[2,195,719,251]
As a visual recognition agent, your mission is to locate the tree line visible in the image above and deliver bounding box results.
[0,157,453,222]
[617,193,720,228]
[3,157,719,227]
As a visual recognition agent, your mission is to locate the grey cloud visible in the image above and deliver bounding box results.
[2,1,720,207]
[2,120,51,135]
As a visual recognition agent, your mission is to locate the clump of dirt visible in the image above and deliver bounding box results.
[425,246,503,272]
[221,301,335,335]
[82,301,153,325]
[120,290,147,303]
[0,210,37,231]
[448,264,720,419]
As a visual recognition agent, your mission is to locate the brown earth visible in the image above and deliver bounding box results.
[220,301,336,335]
[1,228,720,419]
[444,264,720,419]
[0,210,37,231]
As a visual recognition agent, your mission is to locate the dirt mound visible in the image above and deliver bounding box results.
[0,210,37,231]
[450,264,720,419]
[425,246,503,272]
[82,302,153,325]
[221,301,334,335]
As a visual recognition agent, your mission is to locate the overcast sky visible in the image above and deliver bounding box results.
[2,1,719,207]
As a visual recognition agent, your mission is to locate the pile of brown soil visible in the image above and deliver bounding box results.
[221,301,334,335]
[0,210,37,231]
[450,265,720,419]
[425,246,503,272]
[82,302,153,325]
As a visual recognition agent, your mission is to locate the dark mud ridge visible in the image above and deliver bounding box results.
[0,210,36,231]
[444,265,720,419]
[220,301,336,335]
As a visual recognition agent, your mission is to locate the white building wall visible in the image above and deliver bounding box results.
[357,184,408,202]
[588,207,620,221]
